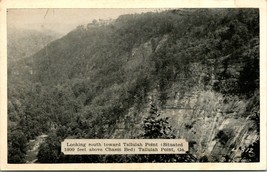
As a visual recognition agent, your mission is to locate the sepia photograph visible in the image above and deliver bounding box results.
[1,0,266,170]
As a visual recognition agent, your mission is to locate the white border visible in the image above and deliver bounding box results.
[0,0,266,170]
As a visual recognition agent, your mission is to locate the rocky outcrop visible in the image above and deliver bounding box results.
[113,35,259,162]
[161,89,259,162]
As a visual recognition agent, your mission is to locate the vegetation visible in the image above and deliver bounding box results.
[8,9,259,163]
[7,28,61,63]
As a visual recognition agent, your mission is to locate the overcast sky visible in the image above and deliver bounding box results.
[7,9,159,35]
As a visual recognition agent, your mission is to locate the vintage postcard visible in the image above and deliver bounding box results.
[0,0,266,170]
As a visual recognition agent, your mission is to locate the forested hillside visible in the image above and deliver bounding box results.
[8,9,259,163]
[7,28,61,64]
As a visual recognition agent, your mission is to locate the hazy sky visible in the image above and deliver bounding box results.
[7,9,158,35]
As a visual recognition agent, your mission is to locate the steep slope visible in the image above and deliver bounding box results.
[8,9,259,163]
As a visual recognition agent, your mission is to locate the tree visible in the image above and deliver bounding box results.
[136,102,197,162]
[241,140,259,162]
[8,130,28,163]
[142,102,175,139]
[37,133,61,163]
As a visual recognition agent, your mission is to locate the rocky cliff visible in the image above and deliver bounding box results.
[113,34,259,162]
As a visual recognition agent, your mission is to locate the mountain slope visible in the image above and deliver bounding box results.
[7,28,61,64]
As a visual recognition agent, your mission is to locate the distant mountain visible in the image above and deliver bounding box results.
[7,27,62,64]
[8,9,259,163]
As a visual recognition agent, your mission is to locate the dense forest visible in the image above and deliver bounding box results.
[8,9,259,163]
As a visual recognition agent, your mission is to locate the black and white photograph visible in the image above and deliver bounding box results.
[1,0,267,170]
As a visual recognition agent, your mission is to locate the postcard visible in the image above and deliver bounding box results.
[0,0,266,170]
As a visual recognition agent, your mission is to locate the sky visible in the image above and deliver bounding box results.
[7,8,159,35]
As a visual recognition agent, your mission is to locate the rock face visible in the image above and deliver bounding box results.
[162,90,259,162]
[115,88,259,162]
[113,35,259,162]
